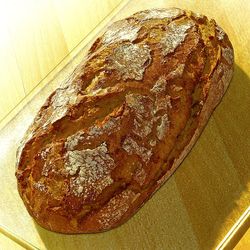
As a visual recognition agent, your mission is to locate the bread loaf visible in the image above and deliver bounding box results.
[16,8,234,233]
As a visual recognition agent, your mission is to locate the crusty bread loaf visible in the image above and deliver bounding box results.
[16,8,234,233]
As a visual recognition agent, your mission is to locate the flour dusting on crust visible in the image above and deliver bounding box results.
[216,64,234,91]
[222,47,233,65]
[122,137,152,163]
[88,117,120,137]
[44,86,79,126]
[125,86,172,144]
[40,147,50,160]
[135,8,184,21]
[65,131,84,151]
[126,94,154,137]
[33,182,47,192]
[161,21,194,55]
[151,76,167,94]
[167,64,185,79]
[155,95,172,112]
[65,117,121,150]
[133,165,146,186]
[126,94,148,114]
[98,189,136,229]
[156,114,170,140]
[110,43,151,81]
[103,20,140,44]
[172,85,183,91]
[216,25,226,41]
[65,142,115,200]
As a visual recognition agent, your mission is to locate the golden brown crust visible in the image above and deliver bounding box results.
[16,8,234,233]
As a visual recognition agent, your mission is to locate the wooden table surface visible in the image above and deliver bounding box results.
[0,0,249,249]
[0,0,123,127]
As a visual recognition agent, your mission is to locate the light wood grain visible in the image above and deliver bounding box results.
[0,0,123,124]
[0,233,25,250]
[0,22,25,121]
[0,0,249,249]
[235,228,250,250]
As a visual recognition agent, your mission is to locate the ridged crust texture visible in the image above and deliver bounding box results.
[16,8,234,233]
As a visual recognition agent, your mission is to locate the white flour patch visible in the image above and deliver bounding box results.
[151,76,167,94]
[65,142,115,200]
[122,137,152,163]
[110,43,151,81]
[156,114,170,140]
[65,117,121,150]
[103,20,140,44]
[161,21,194,55]
[98,189,136,229]
[216,25,226,41]
[136,8,184,21]
[222,47,233,65]
[44,85,79,126]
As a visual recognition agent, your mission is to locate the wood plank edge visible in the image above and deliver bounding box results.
[0,0,130,131]
[216,206,250,250]
[0,224,39,250]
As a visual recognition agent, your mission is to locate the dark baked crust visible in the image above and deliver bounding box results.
[16,8,234,233]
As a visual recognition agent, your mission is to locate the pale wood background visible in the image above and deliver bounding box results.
[235,228,250,250]
[0,0,123,125]
[0,0,249,249]
[0,232,25,250]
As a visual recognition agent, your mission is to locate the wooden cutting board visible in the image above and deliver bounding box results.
[0,0,249,249]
